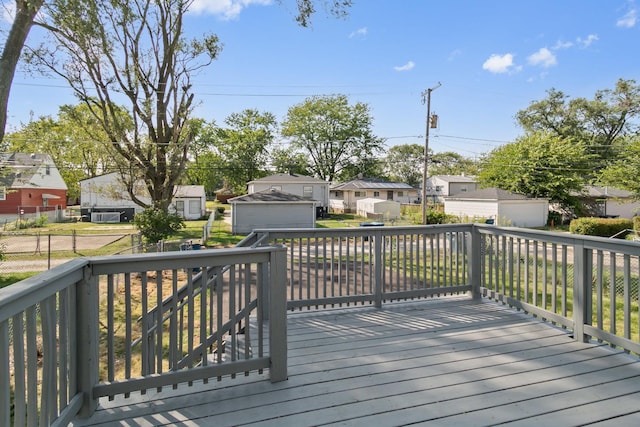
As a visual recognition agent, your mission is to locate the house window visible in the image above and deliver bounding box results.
[397,191,404,197]
[303,186,313,199]
[435,186,443,192]
[373,191,380,197]
[45,165,51,175]
[354,191,365,197]
[189,200,200,214]
[176,200,184,213]
[0,187,5,200]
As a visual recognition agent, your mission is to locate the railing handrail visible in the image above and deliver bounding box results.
[3,223,640,426]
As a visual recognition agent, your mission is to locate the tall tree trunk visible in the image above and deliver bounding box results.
[0,0,44,143]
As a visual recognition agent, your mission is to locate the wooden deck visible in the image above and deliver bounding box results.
[72,296,640,426]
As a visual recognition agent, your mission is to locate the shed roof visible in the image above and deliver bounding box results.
[331,178,415,191]
[446,187,536,201]
[248,173,327,185]
[173,185,205,198]
[230,189,316,203]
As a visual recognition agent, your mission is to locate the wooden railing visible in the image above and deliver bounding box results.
[1,224,640,426]
[0,246,287,426]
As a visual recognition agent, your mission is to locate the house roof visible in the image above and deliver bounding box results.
[229,189,317,203]
[173,185,205,198]
[248,173,328,185]
[446,187,536,201]
[0,152,67,190]
[428,175,477,183]
[582,185,633,198]
[331,178,415,191]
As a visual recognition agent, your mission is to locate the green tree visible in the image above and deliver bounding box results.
[270,147,312,175]
[281,95,384,182]
[0,0,44,143]
[599,136,640,198]
[478,132,594,209]
[516,79,640,172]
[26,0,222,210]
[134,207,184,244]
[384,144,424,187]
[430,151,479,176]
[214,109,278,192]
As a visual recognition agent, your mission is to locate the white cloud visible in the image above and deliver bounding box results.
[349,27,368,38]
[617,8,637,27]
[577,34,599,48]
[393,61,415,72]
[552,40,573,50]
[527,47,557,68]
[190,0,272,20]
[482,53,517,74]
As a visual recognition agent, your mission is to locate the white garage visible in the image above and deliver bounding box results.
[444,187,549,228]
[229,190,318,234]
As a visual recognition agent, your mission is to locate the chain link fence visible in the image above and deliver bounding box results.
[0,232,143,274]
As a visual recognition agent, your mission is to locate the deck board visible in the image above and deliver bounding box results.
[72,296,640,426]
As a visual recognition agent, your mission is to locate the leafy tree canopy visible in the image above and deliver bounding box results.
[478,132,595,210]
[281,94,384,182]
[516,79,640,173]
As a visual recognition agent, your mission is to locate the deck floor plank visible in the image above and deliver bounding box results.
[72,296,640,427]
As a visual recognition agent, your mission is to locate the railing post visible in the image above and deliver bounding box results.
[573,241,592,343]
[468,226,482,300]
[269,246,288,382]
[76,265,99,417]
[374,230,383,308]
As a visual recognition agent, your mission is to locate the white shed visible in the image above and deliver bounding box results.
[356,198,401,220]
[170,185,206,220]
[229,190,317,234]
[444,188,549,228]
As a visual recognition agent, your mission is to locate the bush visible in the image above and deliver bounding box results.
[134,208,185,243]
[569,217,633,238]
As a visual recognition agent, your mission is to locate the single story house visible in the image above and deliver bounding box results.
[580,185,640,219]
[444,187,549,228]
[169,185,207,220]
[0,153,67,220]
[424,175,478,203]
[330,178,418,213]
[356,198,401,220]
[247,173,330,217]
[229,190,317,234]
[80,173,205,223]
[79,172,149,222]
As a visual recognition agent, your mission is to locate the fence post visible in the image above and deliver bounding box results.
[269,246,288,382]
[76,265,99,417]
[572,241,592,343]
[468,226,482,300]
[374,230,383,308]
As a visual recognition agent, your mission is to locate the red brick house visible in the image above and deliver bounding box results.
[0,153,67,216]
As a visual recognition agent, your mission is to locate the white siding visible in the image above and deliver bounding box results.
[445,200,498,221]
[231,203,316,234]
[80,173,149,210]
[605,200,640,219]
[249,182,329,206]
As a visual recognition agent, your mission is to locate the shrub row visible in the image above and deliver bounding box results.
[569,217,633,238]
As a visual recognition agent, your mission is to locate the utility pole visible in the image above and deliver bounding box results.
[421,82,441,225]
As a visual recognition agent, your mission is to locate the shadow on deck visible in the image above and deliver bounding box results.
[73,295,640,426]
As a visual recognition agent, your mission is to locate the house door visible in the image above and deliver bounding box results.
[387,191,394,200]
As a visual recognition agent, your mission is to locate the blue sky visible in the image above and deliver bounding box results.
[3,0,639,159]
